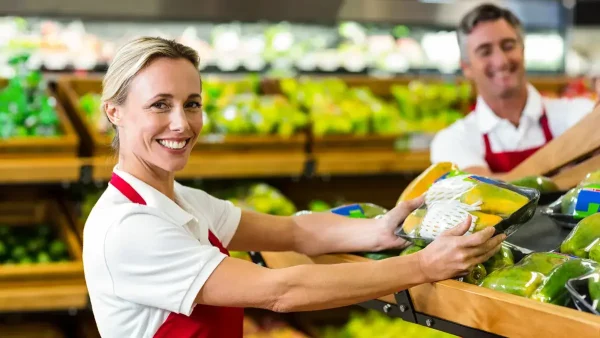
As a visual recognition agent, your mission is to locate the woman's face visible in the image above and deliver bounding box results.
[115,57,203,173]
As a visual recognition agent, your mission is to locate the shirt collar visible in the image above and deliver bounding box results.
[475,83,543,134]
[112,166,194,226]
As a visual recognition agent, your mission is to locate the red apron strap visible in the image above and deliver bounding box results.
[482,133,493,155]
[110,173,147,205]
[208,231,230,256]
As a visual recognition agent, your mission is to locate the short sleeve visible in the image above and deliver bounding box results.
[430,126,488,170]
[104,211,227,315]
[545,97,595,136]
[182,188,242,247]
[564,98,595,129]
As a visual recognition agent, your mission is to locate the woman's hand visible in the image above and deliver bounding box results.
[415,216,506,283]
[372,197,425,251]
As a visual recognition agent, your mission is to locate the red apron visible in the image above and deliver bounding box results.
[109,173,244,338]
[483,110,553,173]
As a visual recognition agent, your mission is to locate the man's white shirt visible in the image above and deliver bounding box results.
[430,83,595,169]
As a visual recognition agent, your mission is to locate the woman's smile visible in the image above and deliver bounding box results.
[156,137,192,152]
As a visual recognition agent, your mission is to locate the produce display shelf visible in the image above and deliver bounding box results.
[260,251,600,338]
[314,150,431,175]
[0,157,82,184]
[0,79,79,159]
[85,152,308,181]
[0,200,87,313]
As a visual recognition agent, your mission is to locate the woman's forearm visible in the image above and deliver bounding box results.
[292,212,383,256]
[271,254,427,312]
[197,254,427,313]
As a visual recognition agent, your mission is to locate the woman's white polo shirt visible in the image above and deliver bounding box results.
[82,168,242,338]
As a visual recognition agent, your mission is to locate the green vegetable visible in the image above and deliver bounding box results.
[480,253,570,297]
[483,245,515,274]
[36,252,52,264]
[399,244,423,256]
[11,245,27,260]
[531,259,598,304]
[588,269,600,311]
[464,264,487,285]
[590,242,600,263]
[308,200,332,212]
[560,213,600,258]
[363,252,396,260]
[480,267,545,297]
[518,252,571,275]
[19,256,33,264]
[510,176,558,193]
[49,240,67,259]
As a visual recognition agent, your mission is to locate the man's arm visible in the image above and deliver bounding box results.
[227,199,422,256]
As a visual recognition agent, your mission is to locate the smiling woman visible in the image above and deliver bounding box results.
[82,36,505,338]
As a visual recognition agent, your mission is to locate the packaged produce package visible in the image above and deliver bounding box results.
[294,202,388,219]
[395,173,540,246]
[480,252,598,305]
[560,213,600,262]
[566,267,600,315]
[543,170,600,227]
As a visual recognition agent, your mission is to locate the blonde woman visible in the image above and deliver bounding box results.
[82,37,506,338]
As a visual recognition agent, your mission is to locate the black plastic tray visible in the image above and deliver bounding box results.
[541,199,580,230]
[394,179,540,247]
[566,272,600,316]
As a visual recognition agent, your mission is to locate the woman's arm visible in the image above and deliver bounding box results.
[228,198,423,256]
[199,219,505,312]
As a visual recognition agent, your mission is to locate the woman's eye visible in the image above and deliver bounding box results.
[152,102,168,109]
[186,101,202,109]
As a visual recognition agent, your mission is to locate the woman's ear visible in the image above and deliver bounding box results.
[105,102,121,126]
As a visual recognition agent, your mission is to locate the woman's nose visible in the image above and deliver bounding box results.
[169,107,191,132]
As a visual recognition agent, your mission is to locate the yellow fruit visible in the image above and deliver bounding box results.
[402,209,426,234]
[471,211,503,232]
[461,182,529,216]
[397,162,457,204]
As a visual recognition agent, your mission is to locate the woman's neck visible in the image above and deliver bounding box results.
[118,155,176,201]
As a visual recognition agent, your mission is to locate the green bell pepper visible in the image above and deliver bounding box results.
[464,264,487,285]
[484,245,515,274]
[530,259,598,305]
[399,244,423,256]
[560,213,600,258]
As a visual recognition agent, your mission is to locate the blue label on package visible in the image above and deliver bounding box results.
[468,175,501,185]
[330,204,365,218]
[574,188,600,218]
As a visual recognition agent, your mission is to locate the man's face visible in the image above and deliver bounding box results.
[461,19,526,99]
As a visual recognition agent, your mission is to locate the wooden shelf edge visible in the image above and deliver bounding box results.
[0,157,82,184]
[314,150,431,175]
[260,251,600,338]
[0,281,88,313]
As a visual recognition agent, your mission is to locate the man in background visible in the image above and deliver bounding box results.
[430,3,595,176]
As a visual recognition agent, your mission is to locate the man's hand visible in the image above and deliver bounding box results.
[373,196,425,251]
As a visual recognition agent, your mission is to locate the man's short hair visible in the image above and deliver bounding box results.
[457,3,524,61]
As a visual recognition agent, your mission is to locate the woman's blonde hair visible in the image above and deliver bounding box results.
[101,36,200,151]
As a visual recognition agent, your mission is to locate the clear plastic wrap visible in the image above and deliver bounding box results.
[560,213,600,261]
[480,252,597,305]
[395,174,539,246]
[543,170,600,228]
[566,267,600,315]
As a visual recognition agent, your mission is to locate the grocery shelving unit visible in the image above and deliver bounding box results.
[0,71,596,338]
[260,251,600,338]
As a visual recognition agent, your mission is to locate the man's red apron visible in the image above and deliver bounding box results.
[109,173,244,338]
[482,109,553,173]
